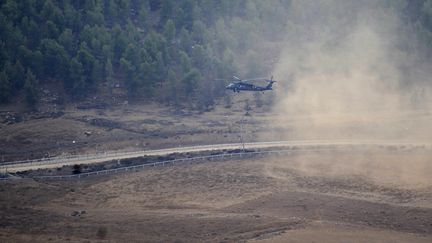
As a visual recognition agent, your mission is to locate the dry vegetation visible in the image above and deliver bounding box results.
[0,96,271,161]
[1,147,432,242]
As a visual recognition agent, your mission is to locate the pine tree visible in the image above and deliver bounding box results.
[179,51,191,72]
[160,1,174,25]
[120,57,138,98]
[138,3,149,29]
[197,80,214,112]
[179,27,192,52]
[163,19,176,43]
[166,68,179,107]
[77,42,96,87]
[181,68,201,98]
[68,57,85,96]
[40,38,69,79]
[0,71,11,103]
[24,69,38,108]
[177,0,195,30]
[11,60,26,91]
[58,28,74,54]
[105,58,114,94]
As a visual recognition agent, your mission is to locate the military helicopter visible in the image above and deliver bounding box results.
[224,76,277,93]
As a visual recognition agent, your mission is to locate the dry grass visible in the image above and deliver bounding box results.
[1,148,432,242]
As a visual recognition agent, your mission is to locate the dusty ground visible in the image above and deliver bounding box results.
[1,93,431,162]
[1,96,432,242]
[1,147,432,242]
[0,96,272,161]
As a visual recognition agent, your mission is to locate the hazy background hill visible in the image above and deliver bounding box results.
[0,0,431,111]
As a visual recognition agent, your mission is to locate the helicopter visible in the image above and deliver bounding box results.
[224,76,277,93]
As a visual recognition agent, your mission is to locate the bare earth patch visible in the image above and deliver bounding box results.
[1,147,432,242]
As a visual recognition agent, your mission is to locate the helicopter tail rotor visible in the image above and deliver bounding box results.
[265,75,276,83]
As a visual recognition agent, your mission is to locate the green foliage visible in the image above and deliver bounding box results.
[120,57,137,96]
[7,61,26,91]
[165,68,180,107]
[179,51,191,72]
[163,19,176,43]
[39,38,69,79]
[105,58,114,91]
[181,68,200,97]
[24,69,38,108]
[0,71,11,103]
[68,57,85,95]
[1,0,431,108]
[58,28,75,54]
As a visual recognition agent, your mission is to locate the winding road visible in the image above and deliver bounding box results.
[1,139,431,173]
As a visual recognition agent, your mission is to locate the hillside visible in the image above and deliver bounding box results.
[0,0,290,110]
[0,0,432,111]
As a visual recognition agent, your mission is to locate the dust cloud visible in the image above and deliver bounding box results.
[261,1,432,191]
[264,150,432,190]
[269,0,432,141]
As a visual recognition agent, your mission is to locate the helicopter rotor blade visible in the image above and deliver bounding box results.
[242,77,267,82]
[233,76,241,81]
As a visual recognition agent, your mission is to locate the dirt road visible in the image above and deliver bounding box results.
[2,139,430,173]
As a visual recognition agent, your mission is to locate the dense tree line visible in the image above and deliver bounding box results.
[0,0,289,109]
[0,0,431,109]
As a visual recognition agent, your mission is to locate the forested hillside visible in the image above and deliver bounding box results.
[1,0,432,110]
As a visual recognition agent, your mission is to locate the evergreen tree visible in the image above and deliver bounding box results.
[120,57,138,98]
[160,1,174,25]
[24,69,38,108]
[68,57,85,95]
[58,28,75,54]
[138,4,149,28]
[181,68,201,98]
[77,42,96,87]
[163,19,176,43]
[1,0,430,109]
[179,51,191,72]
[177,0,195,30]
[166,68,179,106]
[197,80,214,112]
[105,58,115,94]
[11,60,26,91]
[0,71,11,103]
[40,38,69,79]
[179,27,192,52]
[191,44,208,69]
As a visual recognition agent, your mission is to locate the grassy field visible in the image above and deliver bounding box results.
[1,95,432,242]
[0,96,273,161]
[1,147,432,242]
